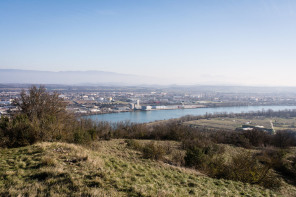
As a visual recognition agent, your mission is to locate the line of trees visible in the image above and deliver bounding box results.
[176,108,296,123]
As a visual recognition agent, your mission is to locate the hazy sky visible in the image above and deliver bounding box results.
[1,0,296,86]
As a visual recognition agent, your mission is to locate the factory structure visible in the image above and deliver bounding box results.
[130,100,143,110]
[129,100,192,111]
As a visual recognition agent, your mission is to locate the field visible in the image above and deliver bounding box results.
[183,117,296,132]
[0,139,291,196]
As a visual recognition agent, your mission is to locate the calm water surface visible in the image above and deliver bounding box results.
[87,105,296,123]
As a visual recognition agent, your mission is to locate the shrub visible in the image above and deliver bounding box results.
[171,150,185,166]
[184,146,206,168]
[163,142,173,155]
[2,114,39,147]
[0,116,9,147]
[258,149,296,182]
[87,129,97,140]
[204,156,227,178]
[184,143,225,170]
[272,130,296,148]
[226,152,267,183]
[225,151,281,188]
[73,130,92,144]
[142,142,165,160]
[243,129,270,147]
[125,139,143,151]
[102,132,111,140]
[256,148,287,169]
[222,132,251,148]
[181,136,213,151]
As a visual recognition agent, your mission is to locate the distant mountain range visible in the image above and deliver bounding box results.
[2,69,296,93]
[0,69,164,86]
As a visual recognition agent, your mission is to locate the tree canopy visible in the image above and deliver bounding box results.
[13,86,67,120]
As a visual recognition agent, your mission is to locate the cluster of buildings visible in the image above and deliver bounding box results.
[1,85,296,116]
[0,90,18,116]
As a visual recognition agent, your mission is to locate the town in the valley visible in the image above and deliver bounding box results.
[1,84,296,116]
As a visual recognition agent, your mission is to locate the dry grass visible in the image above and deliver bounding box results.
[184,117,296,131]
[0,140,294,196]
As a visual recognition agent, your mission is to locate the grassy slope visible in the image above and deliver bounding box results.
[0,140,292,197]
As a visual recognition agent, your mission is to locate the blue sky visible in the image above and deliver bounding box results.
[1,0,296,86]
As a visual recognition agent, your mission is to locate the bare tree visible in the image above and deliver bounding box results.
[12,86,73,141]
[13,86,67,120]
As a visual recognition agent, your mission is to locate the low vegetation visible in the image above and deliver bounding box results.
[1,86,296,196]
[1,140,290,196]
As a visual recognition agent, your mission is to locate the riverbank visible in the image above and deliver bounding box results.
[78,103,296,117]
[85,105,296,124]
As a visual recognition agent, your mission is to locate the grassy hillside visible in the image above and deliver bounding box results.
[1,139,293,196]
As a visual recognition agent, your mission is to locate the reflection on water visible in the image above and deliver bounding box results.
[86,105,296,123]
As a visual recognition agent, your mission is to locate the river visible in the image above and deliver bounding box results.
[86,105,296,123]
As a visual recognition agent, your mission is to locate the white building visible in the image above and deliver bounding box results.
[134,100,141,110]
[142,106,152,111]
[152,105,166,110]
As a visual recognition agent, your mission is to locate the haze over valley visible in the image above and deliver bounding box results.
[1,1,296,196]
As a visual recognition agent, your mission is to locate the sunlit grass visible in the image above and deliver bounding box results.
[0,139,293,196]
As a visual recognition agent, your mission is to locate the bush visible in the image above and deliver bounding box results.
[184,144,281,189]
[184,143,225,173]
[125,139,143,151]
[272,130,296,148]
[73,130,92,144]
[256,148,287,169]
[258,149,296,183]
[225,151,281,188]
[142,142,165,160]
[87,129,97,140]
[171,150,185,166]
[181,136,213,150]
[0,116,9,147]
[203,156,227,178]
[184,146,206,168]
[1,114,39,147]
[243,129,270,147]
[163,142,173,155]
[226,152,269,183]
[221,131,251,148]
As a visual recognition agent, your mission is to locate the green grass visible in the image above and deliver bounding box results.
[0,140,294,196]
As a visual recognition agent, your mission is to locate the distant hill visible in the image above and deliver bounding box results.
[0,69,162,86]
[2,69,296,93]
